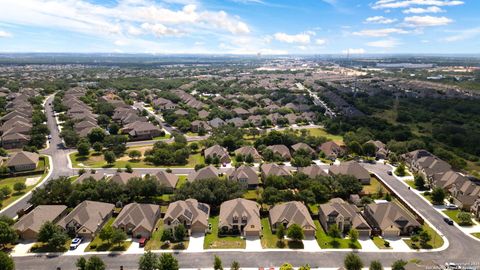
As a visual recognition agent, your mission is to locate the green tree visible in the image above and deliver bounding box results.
[298,264,311,270]
[276,223,286,240]
[85,256,106,270]
[328,224,342,238]
[419,230,431,248]
[161,228,174,242]
[77,141,91,156]
[391,260,407,270]
[362,142,376,157]
[348,229,359,248]
[369,260,383,270]
[92,142,103,152]
[76,257,87,270]
[0,222,17,248]
[414,174,425,190]
[1,186,11,197]
[104,151,116,164]
[0,251,14,270]
[347,141,363,155]
[344,253,363,270]
[457,212,473,226]
[231,261,240,270]
[99,226,114,245]
[139,251,159,270]
[394,162,407,177]
[111,229,127,247]
[128,150,142,160]
[280,263,294,270]
[431,187,446,205]
[13,182,26,193]
[174,224,186,242]
[286,224,304,241]
[159,253,179,270]
[214,255,223,270]
[38,221,68,250]
[125,163,133,173]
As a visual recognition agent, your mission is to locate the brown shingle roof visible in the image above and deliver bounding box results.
[13,205,67,234]
[113,203,160,233]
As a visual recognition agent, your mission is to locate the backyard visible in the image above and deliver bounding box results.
[204,216,245,249]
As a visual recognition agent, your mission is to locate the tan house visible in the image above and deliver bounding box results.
[13,205,67,240]
[266,145,291,160]
[225,165,259,189]
[188,165,219,182]
[110,171,142,185]
[234,146,262,162]
[298,165,328,178]
[75,172,106,184]
[154,171,179,190]
[164,199,210,235]
[318,198,371,237]
[219,198,261,237]
[58,200,115,238]
[291,143,316,156]
[260,163,291,179]
[112,203,161,238]
[6,151,39,172]
[363,202,420,237]
[329,161,371,184]
[319,141,345,160]
[121,121,162,140]
[204,144,230,164]
[269,201,316,237]
[1,132,30,149]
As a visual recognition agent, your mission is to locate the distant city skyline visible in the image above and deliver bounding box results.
[0,0,479,54]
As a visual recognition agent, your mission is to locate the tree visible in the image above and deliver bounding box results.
[77,141,91,156]
[394,162,407,177]
[348,229,359,248]
[231,261,240,270]
[276,224,285,240]
[457,212,473,226]
[93,142,103,152]
[85,256,106,270]
[104,151,116,164]
[161,228,174,242]
[0,251,14,270]
[419,230,431,248]
[431,187,446,205]
[99,226,114,245]
[38,221,68,250]
[128,150,142,160]
[362,142,376,157]
[13,182,26,193]
[328,224,342,239]
[286,224,304,241]
[344,253,363,270]
[0,221,17,248]
[414,174,425,190]
[347,141,363,155]
[391,260,407,270]
[125,163,133,173]
[280,263,294,270]
[1,186,11,197]
[174,224,186,242]
[214,255,223,270]
[369,260,383,270]
[159,253,179,270]
[298,265,311,270]
[76,257,87,270]
[111,229,127,247]
[139,251,159,270]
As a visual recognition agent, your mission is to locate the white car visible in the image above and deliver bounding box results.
[70,237,83,250]
[446,204,458,210]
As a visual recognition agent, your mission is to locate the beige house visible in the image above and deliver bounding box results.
[269,201,316,237]
[319,141,345,160]
[112,203,161,238]
[219,198,261,237]
[155,171,179,191]
[75,172,106,184]
[164,199,210,235]
[234,146,262,162]
[363,202,420,237]
[291,143,316,156]
[6,151,39,172]
[225,165,259,189]
[298,165,328,178]
[329,161,371,184]
[266,145,291,160]
[58,200,115,238]
[110,171,142,185]
[260,163,291,179]
[188,165,219,182]
[204,144,230,164]
[13,205,67,240]
[318,198,371,237]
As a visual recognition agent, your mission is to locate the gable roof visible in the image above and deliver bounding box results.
[329,161,370,180]
[13,205,67,234]
[298,165,328,178]
[155,171,179,189]
[75,172,106,184]
[6,151,39,167]
[260,163,291,177]
[113,203,160,233]
[266,144,291,159]
[58,200,114,232]
[291,143,315,154]
[234,146,262,161]
[269,201,315,231]
[226,165,259,185]
[110,171,142,185]
[366,202,420,231]
[319,198,371,231]
[219,198,261,232]
[188,165,219,181]
[164,199,210,228]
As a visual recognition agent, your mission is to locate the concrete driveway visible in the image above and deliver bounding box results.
[11,241,35,256]
[302,237,321,251]
[187,233,205,252]
[245,236,262,251]
[65,238,91,255]
[358,236,379,251]
[125,239,144,254]
[384,237,411,251]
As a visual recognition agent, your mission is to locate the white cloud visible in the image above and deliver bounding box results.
[365,16,397,24]
[402,6,444,13]
[273,32,311,44]
[366,38,400,48]
[315,39,327,45]
[372,0,464,9]
[404,15,452,27]
[342,48,365,54]
[140,23,182,37]
[353,28,408,37]
[0,30,12,38]
[444,27,480,42]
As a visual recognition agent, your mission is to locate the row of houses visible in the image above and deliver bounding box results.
[0,89,38,149]
[403,149,480,220]
[62,88,101,138]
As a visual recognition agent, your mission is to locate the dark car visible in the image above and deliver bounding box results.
[444,217,454,225]
[139,237,147,247]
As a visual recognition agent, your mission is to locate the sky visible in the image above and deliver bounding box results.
[0,0,479,55]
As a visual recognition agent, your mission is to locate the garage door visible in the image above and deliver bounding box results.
[382,229,399,237]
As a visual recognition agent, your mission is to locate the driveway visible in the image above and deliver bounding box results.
[11,241,35,256]
[245,236,262,251]
[125,239,144,254]
[384,237,411,251]
[358,236,378,251]
[302,237,321,251]
[187,233,205,252]
[65,238,91,255]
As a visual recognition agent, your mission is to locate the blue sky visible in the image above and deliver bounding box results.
[0,0,478,54]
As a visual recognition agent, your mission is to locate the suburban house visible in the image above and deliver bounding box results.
[58,200,115,238]
[291,143,316,156]
[269,201,316,237]
[75,172,106,184]
[154,170,179,191]
[208,118,226,129]
[153,98,176,110]
[204,144,230,164]
[366,140,388,160]
[164,199,210,235]
[6,151,39,172]
[1,132,30,149]
[110,171,143,185]
[188,165,219,182]
[191,120,212,133]
[225,165,259,189]
[363,202,421,237]
[319,141,345,160]
[329,161,371,184]
[13,205,68,240]
[260,163,292,179]
[112,203,161,238]
[121,121,162,140]
[266,145,292,160]
[318,198,371,237]
[472,199,480,221]
[449,181,480,210]
[234,146,262,162]
[219,198,262,237]
[403,150,451,184]
[432,170,468,190]
[298,165,328,178]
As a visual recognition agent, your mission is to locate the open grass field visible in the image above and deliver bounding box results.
[261,218,279,248]
[305,128,344,144]
[204,216,245,249]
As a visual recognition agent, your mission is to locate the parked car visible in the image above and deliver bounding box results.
[47,135,52,140]
[139,237,147,247]
[444,217,454,225]
[446,204,458,210]
[387,170,393,175]
[70,237,83,250]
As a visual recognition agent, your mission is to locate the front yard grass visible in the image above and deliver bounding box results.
[30,239,72,253]
[144,219,189,250]
[372,236,391,249]
[243,189,261,200]
[314,221,361,249]
[471,233,480,239]
[84,218,132,252]
[362,177,387,195]
[204,216,245,249]
[404,223,444,249]
[443,210,473,226]
[175,175,188,188]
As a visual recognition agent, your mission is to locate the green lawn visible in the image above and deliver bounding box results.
[372,236,391,249]
[175,175,188,188]
[243,189,261,200]
[152,133,171,140]
[308,204,319,214]
[404,224,444,249]
[405,180,416,189]
[305,128,344,144]
[30,239,72,253]
[204,216,245,249]
[443,210,474,226]
[84,218,132,252]
[261,218,280,248]
[314,221,361,249]
[144,219,189,250]
[471,233,480,239]
[362,177,387,195]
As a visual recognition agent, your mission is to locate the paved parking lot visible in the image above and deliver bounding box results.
[187,233,205,252]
